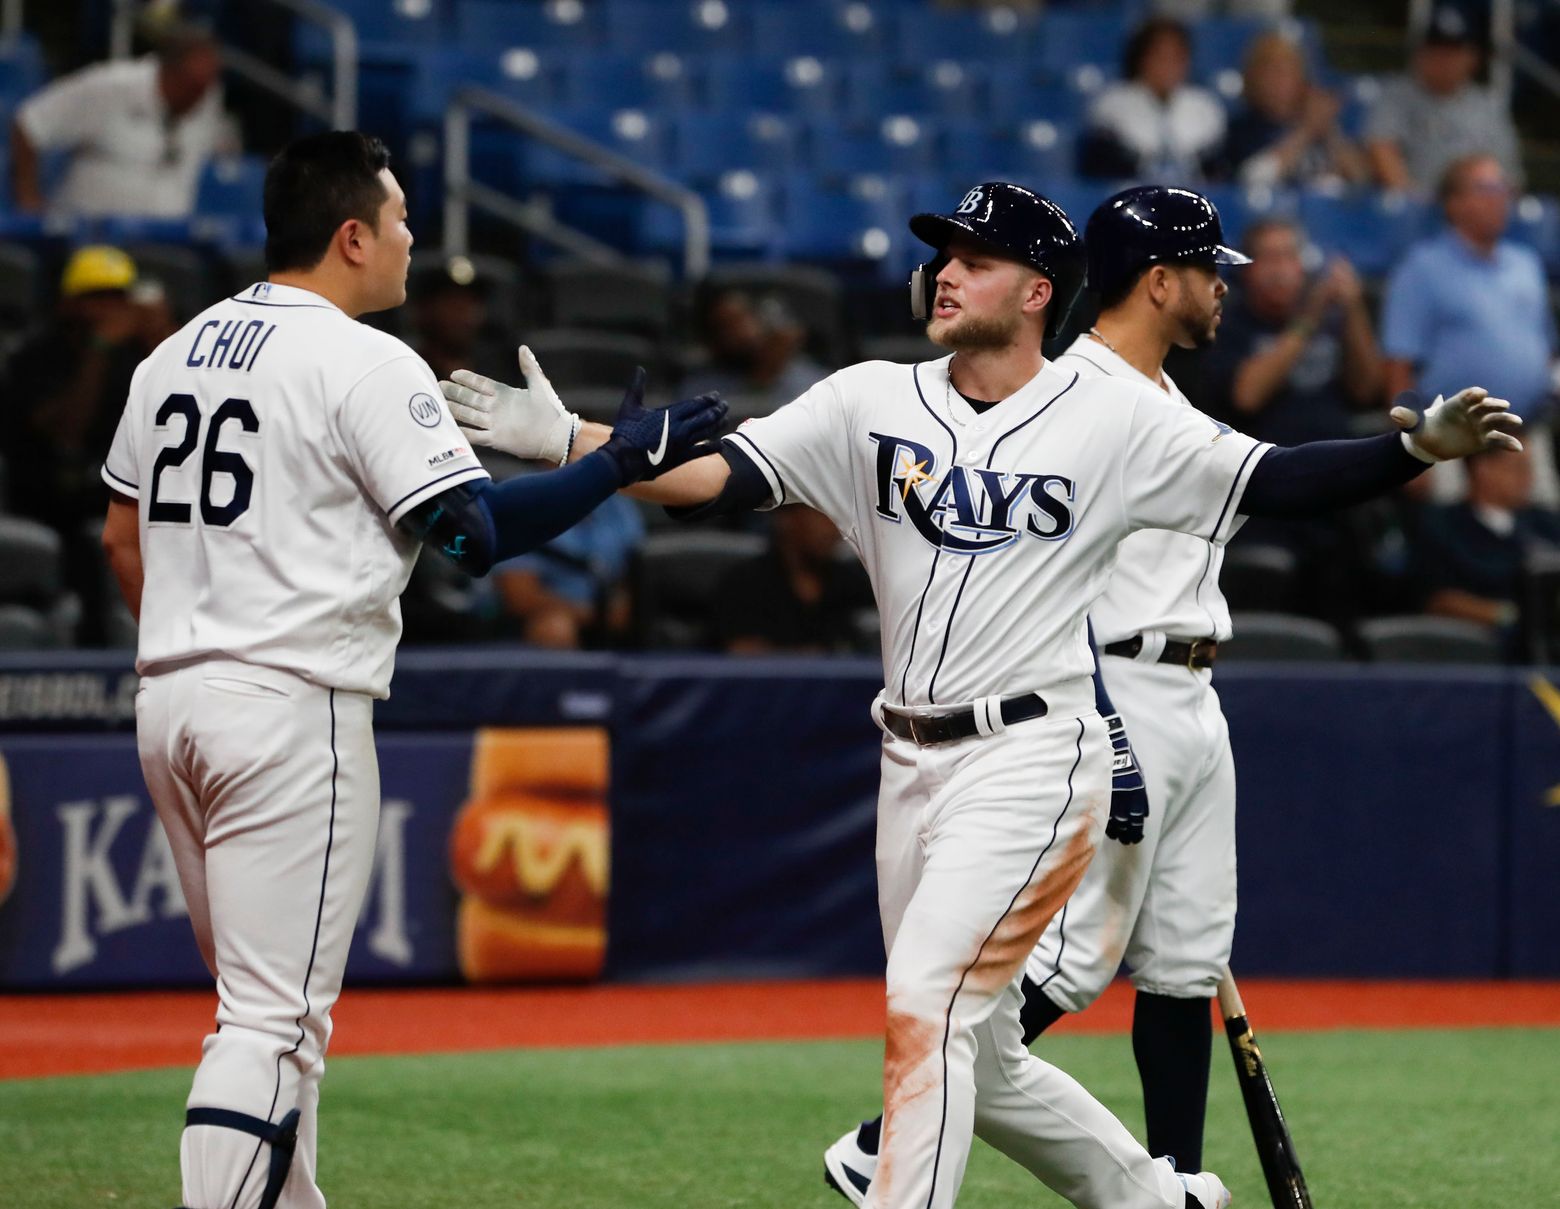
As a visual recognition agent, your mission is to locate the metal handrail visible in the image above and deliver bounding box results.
[112,0,357,129]
[443,86,710,279]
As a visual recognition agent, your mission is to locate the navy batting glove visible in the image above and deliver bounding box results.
[1103,712,1149,845]
[599,368,728,484]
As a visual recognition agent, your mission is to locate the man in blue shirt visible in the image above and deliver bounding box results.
[1382,153,1554,424]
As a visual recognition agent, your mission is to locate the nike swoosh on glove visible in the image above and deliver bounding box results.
[1103,712,1149,845]
[598,368,728,484]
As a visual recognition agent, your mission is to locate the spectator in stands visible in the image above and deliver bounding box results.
[678,288,825,419]
[1382,153,1556,501]
[708,505,873,655]
[409,258,510,385]
[491,495,645,649]
[1081,18,1225,183]
[0,246,176,641]
[1205,218,1382,445]
[8,23,226,220]
[1206,218,1384,624]
[1414,446,1560,648]
[1364,4,1522,195]
[1215,32,1366,188]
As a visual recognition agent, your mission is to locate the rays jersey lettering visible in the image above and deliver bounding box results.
[724,355,1270,707]
[869,433,1075,552]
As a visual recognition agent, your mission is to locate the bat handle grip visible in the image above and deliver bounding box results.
[1216,966,1246,1021]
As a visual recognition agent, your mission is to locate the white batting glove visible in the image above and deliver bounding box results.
[1390,387,1524,462]
[439,345,582,466]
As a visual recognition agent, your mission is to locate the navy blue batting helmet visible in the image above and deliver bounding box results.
[908,181,1087,338]
[1085,185,1250,303]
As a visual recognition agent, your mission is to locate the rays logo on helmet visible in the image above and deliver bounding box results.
[956,188,985,216]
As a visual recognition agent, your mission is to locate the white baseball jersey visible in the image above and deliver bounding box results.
[725,354,1271,706]
[103,281,489,698]
[1057,337,1242,645]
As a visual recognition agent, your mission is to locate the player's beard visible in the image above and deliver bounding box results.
[927,288,1027,351]
[1174,291,1221,349]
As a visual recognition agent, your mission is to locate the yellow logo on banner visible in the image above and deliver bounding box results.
[1525,676,1560,807]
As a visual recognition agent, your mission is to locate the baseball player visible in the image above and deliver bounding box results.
[444,182,1517,1209]
[98,130,723,1209]
[817,185,1277,1203]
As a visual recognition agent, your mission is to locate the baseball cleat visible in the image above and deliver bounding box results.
[822,1124,877,1207]
[1178,1170,1232,1209]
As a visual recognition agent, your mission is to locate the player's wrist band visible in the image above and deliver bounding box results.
[560,414,581,466]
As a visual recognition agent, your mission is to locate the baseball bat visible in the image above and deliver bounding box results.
[1216,968,1315,1209]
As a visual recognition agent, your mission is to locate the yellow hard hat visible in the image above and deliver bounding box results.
[60,245,137,298]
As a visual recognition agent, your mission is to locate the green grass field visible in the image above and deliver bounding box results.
[2,1028,1554,1207]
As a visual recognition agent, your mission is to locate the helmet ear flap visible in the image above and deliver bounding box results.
[909,253,949,321]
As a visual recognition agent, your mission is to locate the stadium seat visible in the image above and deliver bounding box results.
[0,241,42,328]
[455,0,602,53]
[520,328,660,390]
[556,52,699,113]
[749,1,890,60]
[0,604,59,651]
[640,171,782,260]
[1189,16,1270,83]
[600,0,751,56]
[779,178,906,269]
[860,333,942,364]
[411,49,558,126]
[843,61,987,123]
[1297,189,1433,278]
[0,515,62,605]
[670,112,801,183]
[1510,194,1560,277]
[704,261,848,364]
[933,124,1021,183]
[892,6,1036,67]
[196,156,268,218]
[1219,543,1299,613]
[634,529,768,649]
[806,116,939,184]
[1007,119,1079,183]
[984,69,1094,126]
[1220,612,1346,661]
[294,0,447,61]
[1357,616,1503,664]
[0,32,47,105]
[704,55,844,118]
[123,244,214,323]
[1036,12,1123,79]
[512,108,674,189]
[546,259,674,337]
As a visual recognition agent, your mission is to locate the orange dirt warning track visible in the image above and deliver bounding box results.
[3,978,1559,1080]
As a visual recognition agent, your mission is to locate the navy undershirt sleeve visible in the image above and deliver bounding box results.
[402,449,624,576]
[664,443,772,521]
[1238,432,1428,519]
[1087,620,1119,716]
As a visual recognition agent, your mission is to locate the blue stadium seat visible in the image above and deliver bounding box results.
[1510,194,1560,276]
[511,108,675,189]
[805,116,939,184]
[1189,17,1269,82]
[934,123,1021,183]
[984,68,1093,126]
[196,156,268,217]
[1297,189,1434,277]
[892,6,1035,66]
[454,0,602,52]
[749,1,890,60]
[671,111,801,182]
[704,55,844,118]
[600,0,751,56]
[1036,12,1123,78]
[640,170,780,259]
[0,32,45,106]
[413,48,558,125]
[294,0,447,63]
[780,177,906,270]
[1006,118,1079,183]
[844,60,987,123]
[557,51,699,111]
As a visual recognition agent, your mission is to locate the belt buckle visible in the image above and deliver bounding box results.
[908,714,933,747]
[1186,638,1210,670]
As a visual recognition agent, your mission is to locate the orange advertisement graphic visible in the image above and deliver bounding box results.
[449,729,609,983]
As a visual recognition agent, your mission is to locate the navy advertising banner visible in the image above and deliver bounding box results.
[2,653,1560,989]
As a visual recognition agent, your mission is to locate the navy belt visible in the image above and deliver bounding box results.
[1103,634,1218,669]
[882,692,1049,747]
